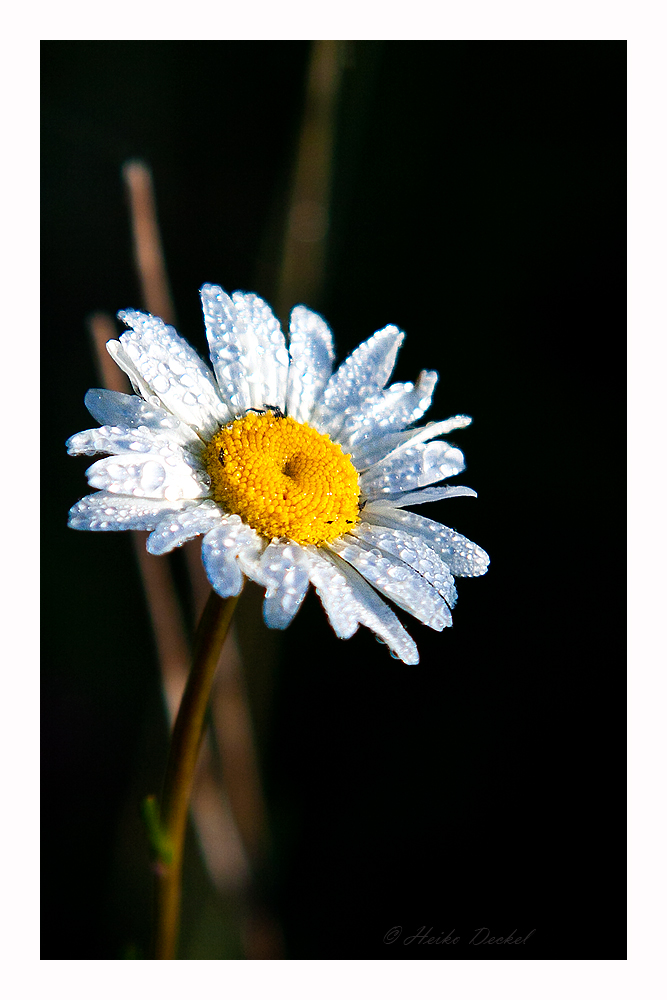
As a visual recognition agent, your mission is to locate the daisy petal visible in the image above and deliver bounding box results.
[337,370,438,462]
[105,339,154,401]
[146,500,225,555]
[351,415,471,471]
[68,492,190,531]
[311,325,404,437]
[200,284,289,415]
[307,548,419,664]
[347,427,425,471]
[67,425,152,457]
[350,522,458,607]
[286,305,335,422]
[257,540,311,629]
[372,414,472,464]
[84,443,209,500]
[201,516,266,598]
[364,485,477,508]
[360,440,465,499]
[114,309,230,435]
[83,388,201,448]
[363,507,490,577]
[66,425,203,465]
[398,413,472,444]
[232,292,290,411]
[200,284,252,415]
[327,535,452,630]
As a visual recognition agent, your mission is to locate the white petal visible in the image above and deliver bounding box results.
[232,292,289,411]
[350,521,457,607]
[364,485,477,508]
[257,540,311,629]
[305,548,419,664]
[83,388,201,448]
[85,447,208,501]
[327,535,452,630]
[146,500,225,555]
[200,284,288,416]
[336,370,438,463]
[286,305,335,422]
[363,507,490,577]
[372,414,471,464]
[106,339,154,401]
[351,415,471,471]
[68,492,191,531]
[347,426,425,471]
[114,309,230,436]
[201,516,266,598]
[66,424,203,464]
[200,285,252,415]
[360,440,465,499]
[67,425,151,457]
[310,325,404,438]
[405,414,472,441]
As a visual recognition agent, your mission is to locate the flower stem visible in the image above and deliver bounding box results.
[154,588,241,960]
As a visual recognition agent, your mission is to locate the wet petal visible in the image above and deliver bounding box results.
[257,540,311,629]
[352,415,471,470]
[363,506,490,577]
[201,516,266,597]
[68,492,191,531]
[336,370,438,464]
[201,284,288,416]
[84,442,208,500]
[364,485,477,508]
[232,291,289,411]
[66,424,203,463]
[83,388,200,448]
[305,548,419,664]
[146,500,225,555]
[351,521,457,607]
[114,309,229,435]
[360,440,465,499]
[286,305,335,422]
[327,535,452,630]
[311,325,404,439]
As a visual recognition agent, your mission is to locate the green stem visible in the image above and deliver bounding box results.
[153,588,241,960]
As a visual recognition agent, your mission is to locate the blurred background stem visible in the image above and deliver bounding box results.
[273,40,343,321]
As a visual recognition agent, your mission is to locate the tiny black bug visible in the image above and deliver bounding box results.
[247,405,285,418]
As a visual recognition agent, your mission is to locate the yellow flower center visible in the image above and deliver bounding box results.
[202,410,360,545]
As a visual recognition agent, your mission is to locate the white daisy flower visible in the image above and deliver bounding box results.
[67,285,489,664]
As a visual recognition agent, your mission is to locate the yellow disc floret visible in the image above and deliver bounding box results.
[202,410,360,545]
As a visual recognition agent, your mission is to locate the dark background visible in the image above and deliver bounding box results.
[42,41,626,959]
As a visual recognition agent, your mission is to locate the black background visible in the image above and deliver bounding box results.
[42,41,626,959]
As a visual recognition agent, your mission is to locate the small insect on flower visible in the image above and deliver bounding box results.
[247,405,285,418]
[67,285,489,663]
